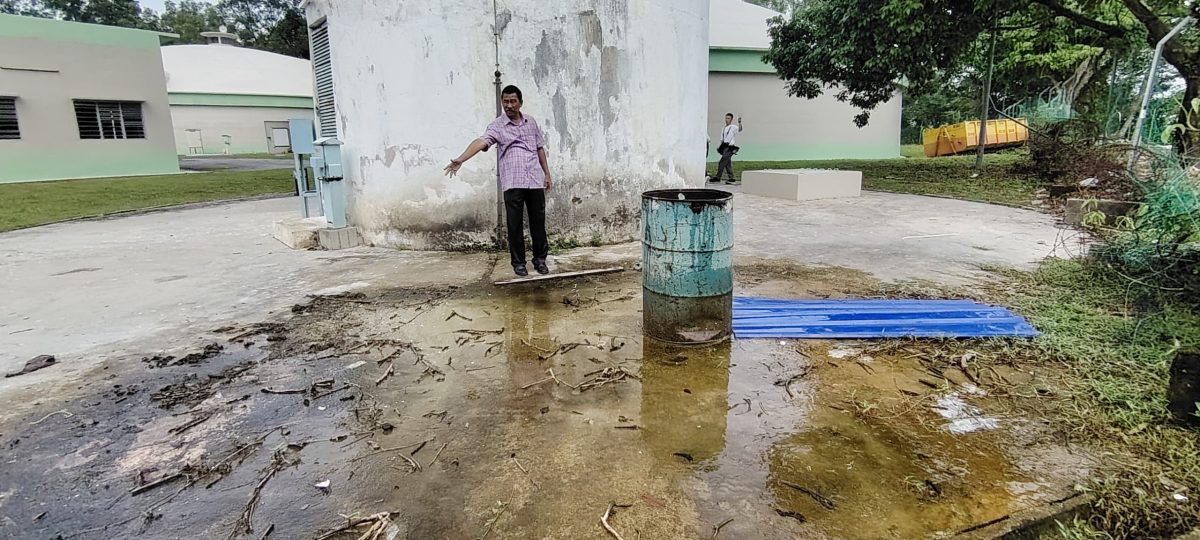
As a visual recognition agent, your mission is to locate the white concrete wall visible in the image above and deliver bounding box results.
[708,73,902,162]
[305,0,709,249]
[170,105,313,155]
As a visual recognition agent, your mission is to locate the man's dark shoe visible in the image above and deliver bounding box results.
[533,259,550,275]
[514,264,529,277]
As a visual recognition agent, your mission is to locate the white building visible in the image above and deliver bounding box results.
[0,15,179,183]
[161,34,313,155]
[707,0,901,161]
[302,0,708,249]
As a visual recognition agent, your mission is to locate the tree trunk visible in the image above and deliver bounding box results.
[1169,349,1200,427]
[1177,75,1200,161]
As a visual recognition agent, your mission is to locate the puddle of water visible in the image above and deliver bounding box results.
[2,265,1084,539]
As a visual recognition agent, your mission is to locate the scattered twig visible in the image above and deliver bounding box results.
[350,439,432,463]
[484,341,504,358]
[314,512,396,540]
[478,502,508,540]
[390,452,422,473]
[521,339,556,353]
[130,473,183,496]
[375,362,395,386]
[257,523,274,540]
[774,508,806,522]
[168,413,212,435]
[230,447,295,539]
[466,366,497,373]
[33,511,47,521]
[711,518,734,539]
[409,440,428,457]
[549,368,579,390]
[520,376,553,390]
[260,387,306,395]
[446,310,473,322]
[427,442,449,468]
[601,503,630,540]
[29,409,73,425]
[781,481,836,510]
[312,384,351,400]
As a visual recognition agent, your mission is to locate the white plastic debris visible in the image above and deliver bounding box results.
[1174,493,1189,502]
[314,480,331,490]
[344,360,366,370]
[1080,177,1099,188]
[932,394,999,434]
[827,347,860,359]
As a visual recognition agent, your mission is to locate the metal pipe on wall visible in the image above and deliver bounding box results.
[1132,16,1195,152]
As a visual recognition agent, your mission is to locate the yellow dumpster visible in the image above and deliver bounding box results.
[922,118,1029,157]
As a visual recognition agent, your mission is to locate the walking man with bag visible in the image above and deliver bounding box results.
[713,113,743,185]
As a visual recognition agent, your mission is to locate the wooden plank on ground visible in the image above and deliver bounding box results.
[493,266,625,286]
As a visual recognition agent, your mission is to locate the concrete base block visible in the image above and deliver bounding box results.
[742,169,863,201]
[318,226,363,250]
[272,217,326,250]
[1064,198,1141,227]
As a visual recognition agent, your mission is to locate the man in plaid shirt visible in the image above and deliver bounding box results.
[445,85,553,277]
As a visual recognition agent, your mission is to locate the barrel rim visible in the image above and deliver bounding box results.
[642,189,733,203]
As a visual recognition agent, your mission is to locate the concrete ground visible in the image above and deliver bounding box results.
[0,192,1072,376]
[179,157,293,172]
[0,192,1089,539]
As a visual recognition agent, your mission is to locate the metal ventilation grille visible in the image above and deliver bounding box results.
[73,100,145,140]
[310,23,337,138]
[0,97,19,140]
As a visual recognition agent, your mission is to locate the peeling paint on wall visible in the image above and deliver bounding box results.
[306,0,709,250]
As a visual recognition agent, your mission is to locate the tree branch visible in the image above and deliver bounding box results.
[1119,0,1172,40]
[1120,0,1198,72]
[1029,0,1124,37]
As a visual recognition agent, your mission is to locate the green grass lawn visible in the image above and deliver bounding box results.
[709,149,1040,208]
[183,152,294,160]
[0,169,294,233]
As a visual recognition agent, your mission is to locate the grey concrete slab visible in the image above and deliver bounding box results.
[0,197,489,375]
[0,191,1075,378]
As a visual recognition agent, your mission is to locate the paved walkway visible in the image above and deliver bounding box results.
[180,157,293,171]
[0,193,1074,375]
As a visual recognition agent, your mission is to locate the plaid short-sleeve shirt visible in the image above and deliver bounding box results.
[482,114,546,191]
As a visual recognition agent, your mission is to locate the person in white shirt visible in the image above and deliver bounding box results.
[714,113,743,184]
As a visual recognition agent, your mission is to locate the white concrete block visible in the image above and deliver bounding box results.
[318,226,362,251]
[742,169,863,201]
[272,217,326,249]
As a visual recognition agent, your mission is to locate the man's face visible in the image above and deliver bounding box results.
[502,93,522,119]
[725,115,733,125]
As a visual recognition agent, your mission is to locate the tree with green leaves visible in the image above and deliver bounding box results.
[216,0,307,58]
[159,0,223,44]
[16,0,159,29]
[765,0,1200,157]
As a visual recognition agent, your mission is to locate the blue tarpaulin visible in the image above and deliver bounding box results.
[732,298,1038,339]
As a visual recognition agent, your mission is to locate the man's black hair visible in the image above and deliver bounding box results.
[502,85,523,103]
[725,112,734,117]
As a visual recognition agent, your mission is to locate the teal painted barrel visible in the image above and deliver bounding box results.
[642,189,733,344]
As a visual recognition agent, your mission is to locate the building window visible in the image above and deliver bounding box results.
[309,21,337,138]
[0,97,18,140]
[73,100,146,140]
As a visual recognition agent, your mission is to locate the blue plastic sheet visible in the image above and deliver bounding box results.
[732,298,1038,339]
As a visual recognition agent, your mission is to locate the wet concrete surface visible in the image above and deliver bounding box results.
[0,257,1092,539]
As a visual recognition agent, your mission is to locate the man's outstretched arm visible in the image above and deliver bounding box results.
[444,139,489,177]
